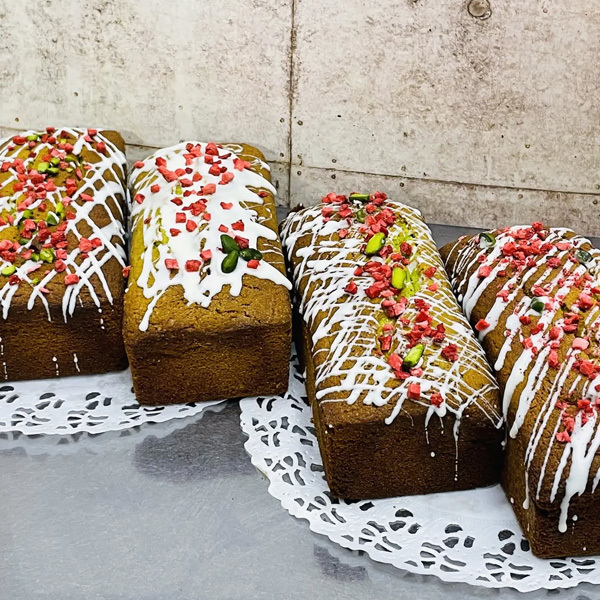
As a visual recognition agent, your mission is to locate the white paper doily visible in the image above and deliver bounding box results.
[0,368,224,435]
[240,350,600,592]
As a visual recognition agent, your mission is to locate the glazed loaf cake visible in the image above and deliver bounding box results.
[124,142,292,405]
[281,192,503,499]
[441,224,600,558]
[0,127,128,381]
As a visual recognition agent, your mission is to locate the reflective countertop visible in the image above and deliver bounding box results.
[1,223,599,600]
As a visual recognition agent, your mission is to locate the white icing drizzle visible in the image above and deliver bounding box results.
[0,127,127,323]
[445,225,600,533]
[281,199,502,470]
[73,352,80,373]
[129,142,290,331]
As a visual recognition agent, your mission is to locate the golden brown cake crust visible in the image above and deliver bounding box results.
[123,142,292,405]
[442,225,600,557]
[0,127,128,380]
[282,192,503,499]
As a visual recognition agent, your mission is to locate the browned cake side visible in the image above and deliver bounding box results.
[123,142,292,405]
[441,225,600,557]
[282,192,504,499]
[0,128,128,381]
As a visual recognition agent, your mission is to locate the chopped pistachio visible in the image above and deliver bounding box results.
[39,248,54,263]
[1,265,16,276]
[365,232,386,256]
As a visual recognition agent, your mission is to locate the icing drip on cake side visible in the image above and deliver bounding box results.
[445,225,600,532]
[129,142,290,331]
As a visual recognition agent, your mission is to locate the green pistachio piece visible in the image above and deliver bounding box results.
[23,209,33,219]
[55,202,65,216]
[531,297,545,313]
[355,208,366,223]
[365,232,386,256]
[39,248,55,263]
[65,155,78,163]
[18,238,29,246]
[479,232,496,249]
[240,248,263,261]
[391,267,406,290]
[1,265,16,276]
[37,162,50,173]
[30,277,39,285]
[221,234,240,254]
[47,167,59,175]
[50,157,60,166]
[30,253,40,262]
[46,213,59,226]
[349,193,370,202]
[576,249,592,264]
[221,250,239,273]
[26,134,39,142]
[402,343,425,371]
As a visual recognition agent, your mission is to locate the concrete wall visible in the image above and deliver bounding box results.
[0,0,598,233]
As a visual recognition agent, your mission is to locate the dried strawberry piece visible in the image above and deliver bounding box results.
[475,319,489,332]
[122,266,131,277]
[478,265,492,278]
[247,259,260,269]
[165,259,179,270]
[441,344,459,362]
[578,293,594,311]
[203,183,216,195]
[530,323,544,335]
[186,220,197,232]
[205,142,219,155]
[556,431,571,443]
[430,393,444,407]
[379,335,392,352]
[231,220,245,231]
[233,158,251,171]
[185,260,201,272]
[344,281,358,295]
[572,337,589,351]
[407,382,421,400]
[388,353,402,371]
[423,266,437,278]
[235,236,249,249]
[548,350,560,368]
[200,249,212,262]
[64,273,79,285]
[549,326,561,340]
[546,257,561,269]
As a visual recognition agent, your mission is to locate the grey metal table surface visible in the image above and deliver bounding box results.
[1,224,599,600]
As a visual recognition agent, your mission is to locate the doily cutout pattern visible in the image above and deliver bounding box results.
[240,350,600,591]
[0,368,224,435]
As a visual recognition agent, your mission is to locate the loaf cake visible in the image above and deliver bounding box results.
[124,142,292,405]
[281,192,504,499]
[441,224,600,558]
[0,127,128,381]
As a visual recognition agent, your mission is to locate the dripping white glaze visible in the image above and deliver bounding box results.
[129,142,291,331]
[281,199,502,474]
[445,225,600,533]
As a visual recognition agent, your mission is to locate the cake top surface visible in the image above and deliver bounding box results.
[128,141,291,331]
[0,127,127,321]
[282,191,502,435]
[443,223,600,531]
